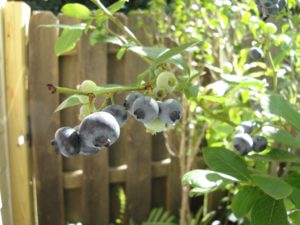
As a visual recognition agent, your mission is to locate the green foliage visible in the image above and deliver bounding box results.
[46,0,300,224]
[61,3,91,19]
[203,147,251,181]
[251,194,288,225]
[231,186,261,218]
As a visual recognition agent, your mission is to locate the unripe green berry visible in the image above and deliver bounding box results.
[80,80,97,93]
[156,71,177,93]
[144,118,166,134]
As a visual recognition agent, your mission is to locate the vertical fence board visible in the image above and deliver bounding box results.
[124,13,152,224]
[58,15,83,224]
[79,31,110,225]
[107,14,128,224]
[28,11,64,225]
[3,2,33,225]
[151,134,168,208]
[0,1,13,225]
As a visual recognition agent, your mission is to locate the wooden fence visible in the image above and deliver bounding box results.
[26,7,181,225]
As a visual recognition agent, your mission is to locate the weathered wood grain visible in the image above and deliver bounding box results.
[28,11,64,225]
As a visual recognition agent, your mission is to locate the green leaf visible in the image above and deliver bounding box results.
[251,174,293,200]
[289,188,300,209]
[55,95,82,112]
[152,41,200,72]
[251,193,288,225]
[289,211,300,225]
[270,130,300,150]
[129,46,188,71]
[107,0,128,14]
[284,173,300,189]
[55,29,83,56]
[203,147,251,181]
[61,3,91,20]
[89,31,123,46]
[39,23,87,30]
[182,169,237,196]
[116,47,127,60]
[249,148,300,163]
[265,94,300,131]
[231,186,261,218]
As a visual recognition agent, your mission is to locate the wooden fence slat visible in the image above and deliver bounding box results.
[107,14,128,224]
[3,2,34,225]
[78,31,110,225]
[124,13,152,224]
[58,14,84,224]
[0,1,13,225]
[28,11,64,225]
[151,134,168,208]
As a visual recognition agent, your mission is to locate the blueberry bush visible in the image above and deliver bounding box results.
[47,0,300,224]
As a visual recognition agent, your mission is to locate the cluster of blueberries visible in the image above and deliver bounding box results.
[255,0,286,16]
[51,92,183,157]
[233,121,268,155]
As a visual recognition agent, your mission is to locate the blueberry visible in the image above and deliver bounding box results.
[236,121,255,134]
[79,111,120,149]
[51,127,80,157]
[233,133,253,155]
[131,96,159,123]
[248,47,264,61]
[102,104,128,128]
[158,99,183,124]
[124,92,143,113]
[252,135,268,152]
[278,0,286,10]
[79,143,100,155]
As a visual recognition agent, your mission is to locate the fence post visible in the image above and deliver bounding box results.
[28,11,65,225]
[3,2,34,225]
[0,1,13,225]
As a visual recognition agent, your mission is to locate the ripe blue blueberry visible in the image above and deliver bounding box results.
[124,92,143,113]
[79,143,100,155]
[158,99,183,124]
[233,133,253,155]
[132,96,159,123]
[79,111,120,149]
[102,104,128,128]
[252,135,268,152]
[51,127,80,157]
[248,47,264,61]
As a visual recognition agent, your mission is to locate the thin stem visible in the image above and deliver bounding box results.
[203,193,208,217]
[51,84,147,96]
[91,0,142,46]
[268,52,277,92]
